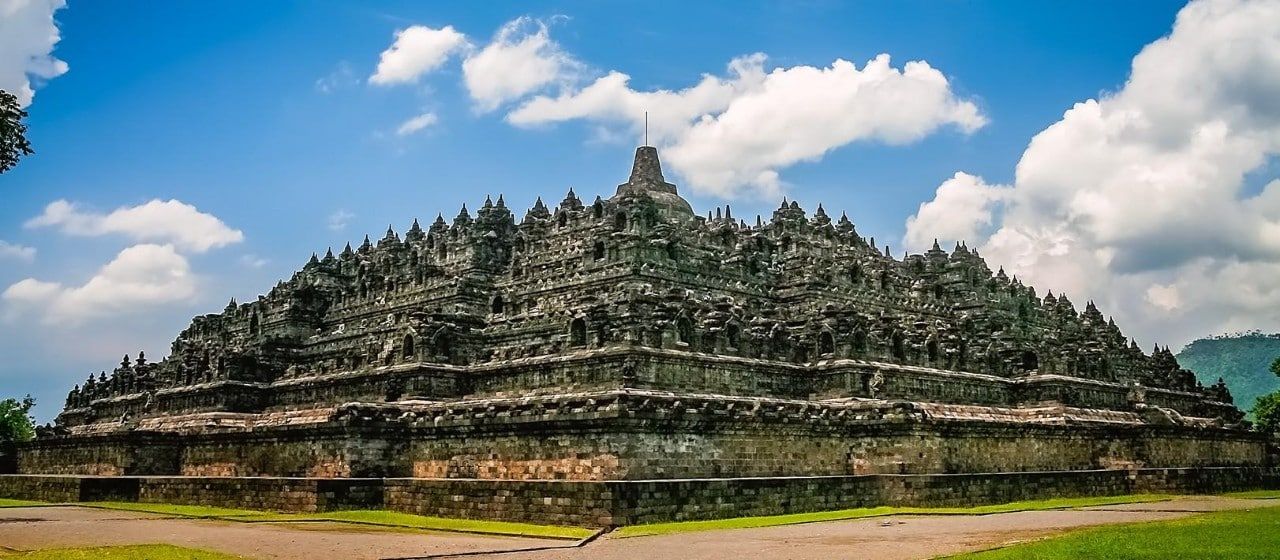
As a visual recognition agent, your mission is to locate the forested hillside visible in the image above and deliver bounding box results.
[1176,332,1280,414]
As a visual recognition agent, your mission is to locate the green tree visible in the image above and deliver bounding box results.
[1253,391,1280,435]
[0,89,35,174]
[0,395,36,443]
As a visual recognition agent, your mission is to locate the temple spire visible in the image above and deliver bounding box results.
[628,146,666,186]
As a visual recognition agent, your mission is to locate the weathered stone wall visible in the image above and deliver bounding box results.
[384,478,615,526]
[17,434,181,476]
[20,403,1270,480]
[139,477,382,512]
[3,467,1275,526]
[179,427,408,478]
[0,474,84,502]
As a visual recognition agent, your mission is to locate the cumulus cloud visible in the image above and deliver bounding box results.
[3,244,196,324]
[25,199,244,253]
[0,240,35,261]
[369,24,468,86]
[904,172,1011,252]
[462,16,580,112]
[0,0,68,107]
[902,0,1280,347]
[509,53,985,198]
[396,111,438,136]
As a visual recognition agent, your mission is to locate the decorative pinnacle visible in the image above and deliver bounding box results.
[628,146,666,185]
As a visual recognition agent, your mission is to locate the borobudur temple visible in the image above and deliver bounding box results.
[4,146,1273,526]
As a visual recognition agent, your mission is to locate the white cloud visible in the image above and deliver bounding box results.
[396,111,438,136]
[3,244,196,324]
[902,0,1280,348]
[25,199,244,253]
[0,240,35,261]
[0,0,68,107]
[904,172,1010,252]
[328,209,354,231]
[509,53,984,198]
[316,61,356,93]
[462,16,580,112]
[238,254,268,269]
[369,24,469,86]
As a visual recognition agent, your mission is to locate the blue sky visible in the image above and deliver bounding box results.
[7,0,1280,421]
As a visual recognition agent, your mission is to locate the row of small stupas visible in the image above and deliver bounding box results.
[58,147,1232,422]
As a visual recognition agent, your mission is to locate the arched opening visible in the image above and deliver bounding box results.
[249,314,260,336]
[933,284,944,300]
[569,318,587,347]
[666,241,679,260]
[781,236,792,253]
[614,212,627,231]
[438,243,448,261]
[593,200,604,220]
[849,264,863,285]
[557,212,568,228]
[402,334,415,360]
[676,317,694,346]
[1021,350,1039,372]
[891,331,906,360]
[593,240,606,261]
[514,236,526,254]
[491,294,505,315]
[819,331,835,356]
[432,330,453,362]
[725,323,741,350]
[852,327,868,354]
[926,338,940,362]
[880,271,892,290]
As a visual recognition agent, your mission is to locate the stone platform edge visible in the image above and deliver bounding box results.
[2,467,1276,527]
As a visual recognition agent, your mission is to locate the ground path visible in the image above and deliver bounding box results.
[0,496,1271,559]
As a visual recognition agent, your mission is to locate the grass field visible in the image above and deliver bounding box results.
[1223,489,1280,499]
[78,501,595,540]
[943,504,1280,559]
[0,499,44,508]
[613,494,1175,537]
[0,544,243,559]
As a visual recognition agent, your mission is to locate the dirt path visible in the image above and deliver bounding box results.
[0,496,1271,560]
[0,506,570,559]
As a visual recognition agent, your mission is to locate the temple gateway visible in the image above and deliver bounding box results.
[5,147,1272,526]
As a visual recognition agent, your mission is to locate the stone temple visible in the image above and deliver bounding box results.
[4,147,1272,526]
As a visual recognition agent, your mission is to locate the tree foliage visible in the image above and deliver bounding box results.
[0,89,34,174]
[1252,391,1280,436]
[0,395,36,443]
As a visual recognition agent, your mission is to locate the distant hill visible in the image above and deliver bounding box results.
[1176,332,1280,414]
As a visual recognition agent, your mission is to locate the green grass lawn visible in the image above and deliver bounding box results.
[77,501,594,540]
[943,504,1280,559]
[231,509,595,539]
[1223,489,1280,499]
[82,502,267,518]
[0,499,45,508]
[0,544,243,559]
[613,494,1175,537]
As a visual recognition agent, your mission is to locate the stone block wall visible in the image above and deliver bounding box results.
[179,427,407,478]
[3,467,1275,526]
[384,478,615,526]
[139,477,382,512]
[18,435,181,476]
[0,474,84,502]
